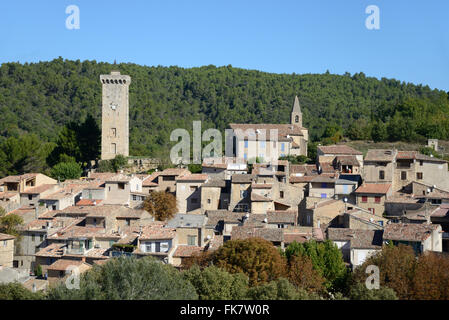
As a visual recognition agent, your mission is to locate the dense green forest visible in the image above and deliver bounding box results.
[0,57,449,177]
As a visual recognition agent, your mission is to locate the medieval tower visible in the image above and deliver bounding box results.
[290,95,302,127]
[100,71,131,160]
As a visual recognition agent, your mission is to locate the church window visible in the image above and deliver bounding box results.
[295,115,299,123]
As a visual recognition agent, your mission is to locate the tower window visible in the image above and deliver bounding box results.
[111,128,117,137]
[111,143,117,154]
[295,115,299,123]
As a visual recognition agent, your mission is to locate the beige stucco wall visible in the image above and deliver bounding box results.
[350,248,380,267]
[201,187,222,211]
[363,161,394,184]
[0,238,14,267]
[230,183,251,210]
[356,194,388,217]
[176,181,204,214]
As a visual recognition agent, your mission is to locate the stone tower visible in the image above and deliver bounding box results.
[290,95,302,127]
[100,71,131,160]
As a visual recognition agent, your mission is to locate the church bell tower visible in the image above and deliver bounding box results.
[290,95,302,127]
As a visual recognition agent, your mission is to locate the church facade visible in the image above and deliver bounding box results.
[229,96,309,163]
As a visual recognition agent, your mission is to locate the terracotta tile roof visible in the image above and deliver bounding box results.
[207,235,224,251]
[173,245,204,258]
[396,151,418,160]
[21,184,58,195]
[350,230,383,249]
[231,226,284,242]
[312,227,325,241]
[311,176,337,183]
[306,199,340,210]
[159,168,190,176]
[166,214,207,228]
[85,205,126,218]
[396,151,447,163]
[251,183,273,189]
[385,192,418,204]
[0,192,19,200]
[431,205,449,218]
[383,223,440,242]
[290,164,317,175]
[139,224,176,240]
[335,155,360,166]
[202,163,228,169]
[289,175,315,183]
[71,248,110,259]
[364,149,396,162]
[87,173,117,181]
[8,206,37,218]
[0,233,15,241]
[0,173,39,183]
[21,216,81,231]
[115,208,146,219]
[41,185,84,200]
[48,225,107,240]
[202,179,227,188]
[283,226,325,243]
[142,172,160,186]
[93,259,109,266]
[415,153,447,163]
[105,174,134,183]
[355,183,391,194]
[176,174,209,181]
[76,199,103,206]
[267,211,297,224]
[283,233,309,243]
[318,145,362,155]
[251,193,272,202]
[47,259,91,271]
[205,210,244,227]
[232,174,256,184]
[35,243,66,257]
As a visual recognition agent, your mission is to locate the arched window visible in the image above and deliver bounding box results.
[295,115,299,123]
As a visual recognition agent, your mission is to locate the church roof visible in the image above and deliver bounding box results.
[292,95,301,113]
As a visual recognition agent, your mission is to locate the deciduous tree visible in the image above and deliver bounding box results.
[143,191,177,221]
[212,238,286,286]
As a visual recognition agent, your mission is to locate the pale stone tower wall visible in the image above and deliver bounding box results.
[100,71,131,160]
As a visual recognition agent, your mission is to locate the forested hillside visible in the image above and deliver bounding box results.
[1,57,448,160]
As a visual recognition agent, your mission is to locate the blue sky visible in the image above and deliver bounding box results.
[0,0,448,90]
